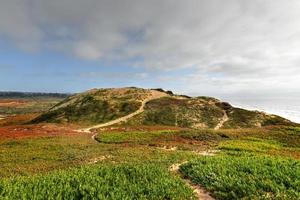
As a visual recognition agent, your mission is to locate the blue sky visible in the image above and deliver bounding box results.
[0,42,191,93]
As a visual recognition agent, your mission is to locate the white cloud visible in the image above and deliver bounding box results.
[0,0,42,51]
[1,0,300,96]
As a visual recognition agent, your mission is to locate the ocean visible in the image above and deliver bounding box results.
[222,97,300,123]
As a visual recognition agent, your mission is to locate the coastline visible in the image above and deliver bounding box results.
[228,102,300,124]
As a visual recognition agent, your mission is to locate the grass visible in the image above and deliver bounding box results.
[216,126,300,159]
[95,130,176,144]
[218,138,300,160]
[123,96,225,128]
[94,129,227,152]
[180,156,300,200]
[0,124,300,199]
[0,134,94,177]
[126,96,296,129]
[1,126,299,178]
[219,138,282,153]
[0,164,194,200]
[1,88,300,199]
[223,108,294,128]
[33,95,139,125]
[0,130,198,178]
[223,108,263,128]
[177,126,300,199]
[32,91,142,125]
[21,87,297,129]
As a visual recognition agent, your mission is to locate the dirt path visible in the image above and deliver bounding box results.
[168,149,218,200]
[214,110,228,130]
[77,90,168,134]
[169,161,214,200]
[76,89,217,199]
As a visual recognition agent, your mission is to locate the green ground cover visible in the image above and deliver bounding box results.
[1,125,299,199]
[95,130,176,144]
[0,164,194,200]
[0,132,196,178]
[180,156,300,200]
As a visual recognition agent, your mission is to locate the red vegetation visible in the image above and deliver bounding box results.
[0,99,30,107]
[0,124,80,139]
[0,113,39,126]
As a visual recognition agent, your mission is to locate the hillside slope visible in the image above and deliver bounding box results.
[123,96,294,128]
[32,87,296,128]
[32,87,152,125]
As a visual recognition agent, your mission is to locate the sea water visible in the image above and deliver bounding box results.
[222,97,300,123]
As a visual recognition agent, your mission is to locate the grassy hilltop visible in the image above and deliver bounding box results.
[32,87,294,128]
[32,88,149,125]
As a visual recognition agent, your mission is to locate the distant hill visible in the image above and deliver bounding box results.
[0,91,71,99]
[32,87,297,128]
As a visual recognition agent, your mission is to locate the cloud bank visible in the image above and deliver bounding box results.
[1,0,300,96]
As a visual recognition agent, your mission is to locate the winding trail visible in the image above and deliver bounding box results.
[169,161,215,200]
[76,90,218,199]
[168,149,219,200]
[214,110,228,130]
[77,90,168,135]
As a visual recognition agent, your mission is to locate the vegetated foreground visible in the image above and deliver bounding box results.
[0,87,300,199]
[180,156,300,200]
[0,164,194,200]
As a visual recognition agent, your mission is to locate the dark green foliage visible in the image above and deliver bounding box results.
[199,105,224,128]
[224,108,296,128]
[144,107,177,126]
[151,88,173,95]
[166,90,174,95]
[152,88,165,93]
[140,97,223,128]
[0,164,194,200]
[215,102,232,110]
[143,97,188,127]
[262,116,293,126]
[179,95,192,99]
[196,96,219,102]
[180,156,300,200]
[120,101,138,113]
[224,108,262,128]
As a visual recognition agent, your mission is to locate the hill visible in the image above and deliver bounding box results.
[124,96,294,129]
[31,87,152,125]
[32,87,296,128]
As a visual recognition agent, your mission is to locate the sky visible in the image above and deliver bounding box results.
[0,0,300,102]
